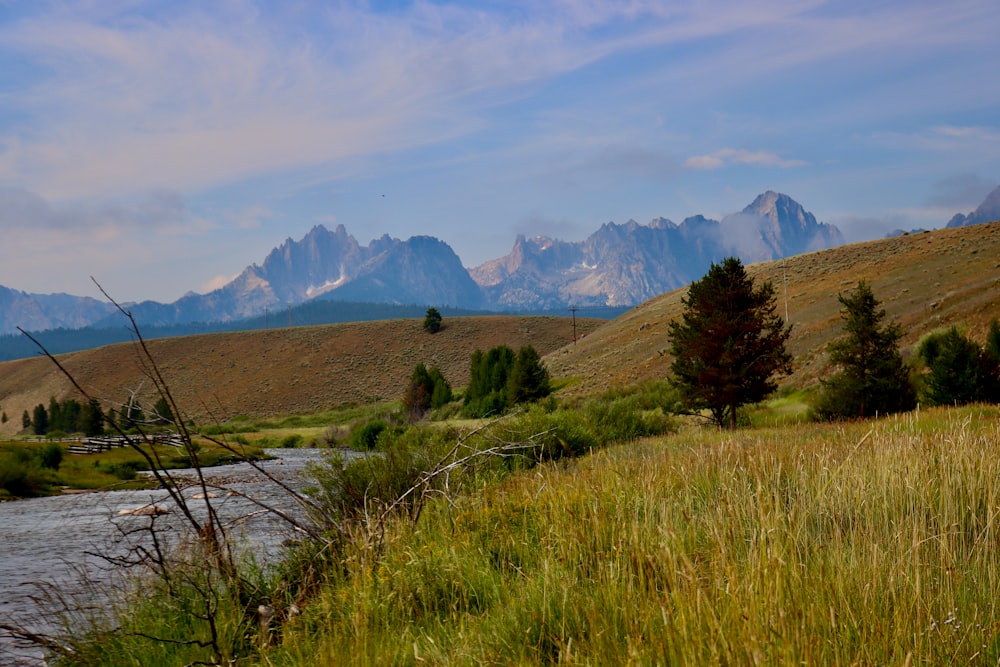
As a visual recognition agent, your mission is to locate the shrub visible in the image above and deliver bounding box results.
[307,426,456,524]
[280,434,304,449]
[37,442,64,470]
[504,407,598,462]
[349,420,388,451]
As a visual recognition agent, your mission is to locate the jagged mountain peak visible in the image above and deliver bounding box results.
[947,184,1000,228]
[743,191,813,226]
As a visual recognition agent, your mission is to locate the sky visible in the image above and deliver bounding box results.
[0,0,998,303]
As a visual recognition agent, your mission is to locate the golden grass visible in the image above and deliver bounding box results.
[0,315,600,436]
[260,405,1000,665]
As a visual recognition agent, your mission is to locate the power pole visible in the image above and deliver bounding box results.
[569,306,579,344]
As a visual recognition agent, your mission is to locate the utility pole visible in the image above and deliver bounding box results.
[569,306,579,344]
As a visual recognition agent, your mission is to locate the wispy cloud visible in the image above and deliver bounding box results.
[685,149,807,170]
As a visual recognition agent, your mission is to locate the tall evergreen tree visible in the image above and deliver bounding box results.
[80,399,105,437]
[32,404,48,436]
[813,281,916,419]
[507,345,551,404]
[667,257,792,429]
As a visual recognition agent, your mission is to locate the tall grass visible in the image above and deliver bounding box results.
[259,405,1000,665]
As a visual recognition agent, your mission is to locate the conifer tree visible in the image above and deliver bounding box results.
[667,257,792,429]
[813,281,916,419]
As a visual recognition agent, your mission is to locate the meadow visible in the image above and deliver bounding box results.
[47,403,1000,665]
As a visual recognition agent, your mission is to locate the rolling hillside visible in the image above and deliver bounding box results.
[548,221,1000,397]
[1,221,998,435]
[0,316,599,435]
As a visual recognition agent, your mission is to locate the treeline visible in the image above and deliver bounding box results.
[22,395,176,437]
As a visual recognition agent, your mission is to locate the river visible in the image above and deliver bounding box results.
[0,448,330,666]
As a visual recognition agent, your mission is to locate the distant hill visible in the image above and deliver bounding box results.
[3,223,999,435]
[546,222,1000,399]
[0,315,603,435]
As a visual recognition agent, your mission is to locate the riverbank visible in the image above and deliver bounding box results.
[0,438,268,500]
[0,447,326,666]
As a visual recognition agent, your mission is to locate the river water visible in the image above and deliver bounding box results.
[0,448,330,666]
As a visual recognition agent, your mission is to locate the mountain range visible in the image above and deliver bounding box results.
[1,188,996,335]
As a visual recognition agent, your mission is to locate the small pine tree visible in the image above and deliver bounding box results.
[981,319,1000,403]
[813,281,916,419]
[423,307,443,334]
[918,327,981,406]
[463,345,516,418]
[22,409,31,431]
[152,396,175,425]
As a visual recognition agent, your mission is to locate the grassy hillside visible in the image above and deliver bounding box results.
[2,221,997,436]
[0,315,600,435]
[548,222,1000,397]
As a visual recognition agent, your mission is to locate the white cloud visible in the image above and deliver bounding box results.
[685,149,807,170]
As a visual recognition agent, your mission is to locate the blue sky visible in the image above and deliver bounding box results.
[0,0,998,303]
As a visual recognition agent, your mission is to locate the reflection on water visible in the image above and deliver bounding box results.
[0,448,330,666]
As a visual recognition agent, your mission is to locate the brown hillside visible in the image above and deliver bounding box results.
[547,222,1000,397]
[0,316,599,435]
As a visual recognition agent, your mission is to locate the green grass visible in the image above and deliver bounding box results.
[257,405,1000,665]
[44,404,1000,665]
[0,439,267,494]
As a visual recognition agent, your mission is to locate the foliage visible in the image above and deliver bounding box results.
[463,344,551,418]
[38,441,64,470]
[307,426,460,525]
[32,403,48,435]
[423,307,443,334]
[813,281,916,420]
[917,326,982,406]
[348,420,388,451]
[980,319,1000,403]
[667,257,792,429]
[252,407,1000,666]
[402,364,452,421]
[152,396,175,425]
[507,345,552,404]
[0,446,60,497]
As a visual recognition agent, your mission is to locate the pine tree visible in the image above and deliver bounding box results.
[32,404,48,435]
[507,345,551,404]
[813,281,916,419]
[667,257,792,429]
[918,327,981,406]
[423,307,443,334]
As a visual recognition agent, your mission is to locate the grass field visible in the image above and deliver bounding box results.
[49,403,1000,665]
[252,405,1000,665]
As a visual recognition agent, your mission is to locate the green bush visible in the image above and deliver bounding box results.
[280,434,304,449]
[584,399,672,443]
[97,460,143,480]
[505,407,598,462]
[349,420,388,451]
[38,442,64,470]
[307,427,456,524]
[0,449,59,497]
